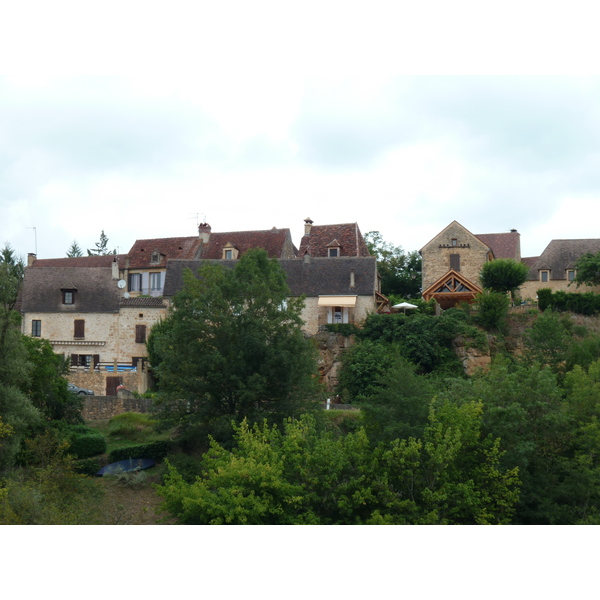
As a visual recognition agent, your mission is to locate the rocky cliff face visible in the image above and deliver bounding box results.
[311,331,355,393]
[451,335,492,376]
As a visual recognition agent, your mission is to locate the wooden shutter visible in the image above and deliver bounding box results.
[74,319,85,338]
[92,354,100,370]
[450,254,461,272]
[70,354,79,367]
[135,324,147,344]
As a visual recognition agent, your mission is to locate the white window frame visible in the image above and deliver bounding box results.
[327,306,348,324]
[150,272,162,292]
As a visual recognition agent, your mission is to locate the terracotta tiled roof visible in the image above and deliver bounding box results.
[198,228,296,259]
[475,232,521,260]
[30,255,127,269]
[120,297,166,307]
[298,223,371,257]
[526,239,600,281]
[127,237,201,268]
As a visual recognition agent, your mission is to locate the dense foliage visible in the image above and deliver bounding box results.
[479,258,529,301]
[156,411,519,525]
[148,249,320,443]
[536,287,600,315]
[364,231,421,299]
[572,251,600,287]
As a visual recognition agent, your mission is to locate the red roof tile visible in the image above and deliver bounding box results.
[298,223,371,257]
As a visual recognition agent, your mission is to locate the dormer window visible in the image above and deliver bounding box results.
[327,239,341,257]
[222,243,239,260]
[567,269,576,282]
[150,251,161,264]
[540,270,549,283]
[61,288,77,305]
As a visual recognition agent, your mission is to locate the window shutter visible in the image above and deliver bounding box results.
[450,254,461,272]
[92,354,100,369]
[71,354,79,367]
[74,319,85,338]
[135,324,147,344]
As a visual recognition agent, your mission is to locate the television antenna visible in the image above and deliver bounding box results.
[27,227,37,255]
[188,213,207,227]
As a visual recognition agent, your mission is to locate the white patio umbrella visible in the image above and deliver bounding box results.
[392,301,418,314]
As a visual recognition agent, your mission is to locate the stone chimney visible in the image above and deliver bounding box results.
[112,257,119,280]
[27,253,36,267]
[199,223,211,244]
[350,269,355,289]
[304,218,314,235]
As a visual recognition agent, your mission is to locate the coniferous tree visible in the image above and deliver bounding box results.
[66,240,84,258]
[87,230,116,256]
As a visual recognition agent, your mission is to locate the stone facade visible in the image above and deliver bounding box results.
[421,221,492,293]
[300,296,376,335]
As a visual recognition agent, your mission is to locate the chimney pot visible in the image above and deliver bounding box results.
[304,218,314,235]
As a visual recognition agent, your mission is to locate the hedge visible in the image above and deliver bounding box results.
[108,441,175,463]
[68,432,107,459]
[537,288,600,315]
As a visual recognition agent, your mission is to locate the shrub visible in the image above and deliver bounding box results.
[108,440,175,462]
[473,292,510,332]
[68,432,107,459]
[323,323,361,336]
[107,412,157,441]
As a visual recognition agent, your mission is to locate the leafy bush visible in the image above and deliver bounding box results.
[473,292,510,332]
[73,457,102,476]
[108,440,175,462]
[323,323,361,336]
[68,431,107,459]
[537,288,553,311]
[107,412,157,441]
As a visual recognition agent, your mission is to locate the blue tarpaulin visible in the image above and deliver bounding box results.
[96,458,155,476]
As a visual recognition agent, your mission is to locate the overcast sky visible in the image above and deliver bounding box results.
[2,1,600,262]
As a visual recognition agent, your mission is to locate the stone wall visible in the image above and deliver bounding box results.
[82,395,154,420]
[69,368,149,396]
[300,296,375,335]
[520,279,600,301]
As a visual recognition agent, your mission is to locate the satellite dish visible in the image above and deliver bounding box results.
[124,292,131,299]
[117,279,126,289]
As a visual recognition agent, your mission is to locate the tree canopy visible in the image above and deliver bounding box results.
[572,251,600,287]
[87,230,116,256]
[148,249,320,441]
[479,258,529,300]
[364,231,421,299]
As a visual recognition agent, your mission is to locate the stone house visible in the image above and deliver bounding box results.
[124,223,297,297]
[298,218,371,258]
[162,255,383,335]
[520,239,600,300]
[20,255,168,394]
[420,221,521,309]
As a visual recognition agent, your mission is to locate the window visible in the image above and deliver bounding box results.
[32,320,41,337]
[62,290,76,304]
[328,306,348,324]
[135,324,147,344]
[450,254,461,272]
[74,319,85,339]
[129,273,142,292]
[567,270,576,282]
[541,271,549,283]
[150,272,162,291]
[328,248,339,257]
[150,251,161,264]
[451,238,457,247]
[225,249,233,260]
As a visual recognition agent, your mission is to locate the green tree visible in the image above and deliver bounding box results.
[156,407,519,525]
[0,244,24,312]
[364,231,421,298]
[479,258,529,302]
[473,291,510,332]
[148,249,320,441]
[572,251,600,287]
[66,240,84,258]
[87,230,116,256]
